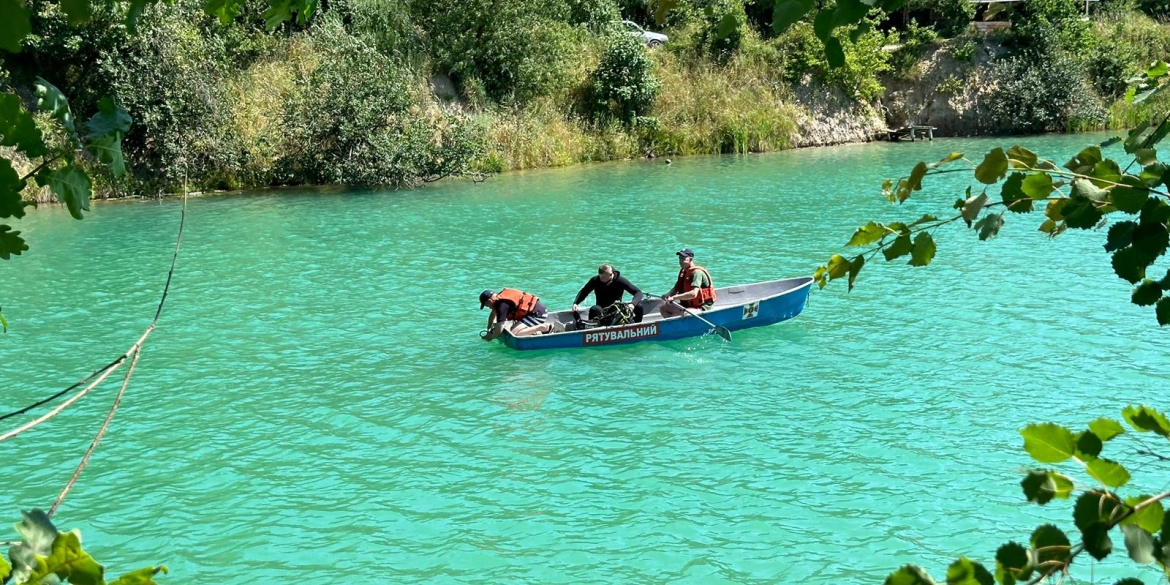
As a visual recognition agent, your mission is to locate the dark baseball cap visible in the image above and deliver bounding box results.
[676,248,695,258]
[479,290,494,310]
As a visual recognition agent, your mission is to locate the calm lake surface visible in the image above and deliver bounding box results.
[2,134,1167,584]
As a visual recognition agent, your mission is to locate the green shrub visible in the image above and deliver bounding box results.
[1006,0,1092,57]
[1137,0,1170,17]
[696,0,747,61]
[280,21,483,186]
[99,3,241,191]
[888,20,939,80]
[410,0,585,102]
[589,32,660,122]
[908,0,974,37]
[1088,37,1142,98]
[774,17,890,101]
[985,53,1106,134]
[951,38,976,62]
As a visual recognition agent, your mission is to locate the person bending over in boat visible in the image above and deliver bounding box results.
[659,248,716,318]
[572,264,645,325]
[480,288,553,340]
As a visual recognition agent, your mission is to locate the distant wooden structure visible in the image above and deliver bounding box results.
[885,125,936,142]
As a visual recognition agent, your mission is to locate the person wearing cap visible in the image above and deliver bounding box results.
[572,264,645,325]
[479,288,552,340]
[659,248,717,318]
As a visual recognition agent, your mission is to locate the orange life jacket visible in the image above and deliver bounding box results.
[675,266,716,309]
[496,288,540,320]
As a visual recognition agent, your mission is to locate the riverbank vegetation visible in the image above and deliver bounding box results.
[1,0,1169,198]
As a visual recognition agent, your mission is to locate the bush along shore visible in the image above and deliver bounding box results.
[2,0,1169,198]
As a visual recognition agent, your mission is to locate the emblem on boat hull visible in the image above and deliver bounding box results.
[742,302,759,319]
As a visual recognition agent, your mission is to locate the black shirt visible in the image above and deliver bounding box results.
[573,271,644,308]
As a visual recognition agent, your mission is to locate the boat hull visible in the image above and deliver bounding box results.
[500,276,813,351]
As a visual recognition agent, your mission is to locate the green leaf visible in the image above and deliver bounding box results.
[975,213,1004,240]
[1001,173,1033,213]
[1132,279,1163,306]
[1140,162,1166,187]
[945,557,993,585]
[1121,525,1156,564]
[1066,146,1103,175]
[995,542,1032,585]
[1007,145,1038,169]
[1134,148,1158,166]
[961,192,989,226]
[1088,418,1125,441]
[124,0,156,31]
[975,147,1008,184]
[1111,175,1149,214]
[1045,198,1067,221]
[86,134,126,177]
[823,37,845,69]
[1085,457,1131,488]
[907,161,928,191]
[29,530,104,585]
[1124,121,1151,153]
[883,233,913,261]
[908,213,938,227]
[832,0,868,26]
[771,0,812,34]
[1131,220,1169,263]
[1113,247,1148,284]
[1122,405,1170,437]
[44,164,91,220]
[908,232,935,267]
[1039,218,1057,234]
[0,157,30,219]
[10,509,58,584]
[0,224,29,259]
[1073,178,1108,202]
[204,0,245,23]
[1021,173,1053,200]
[1031,524,1071,566]
[0,93,48,158]
[1020,423,1076,463]
[108,566,169,585]
[885,565,937,585]
[60,0,92,24]
[1075,491,1122,531]
[1021,470,1073,505]
[85,97,131,138]
[827,254,850,279]
[0,0,32,52]
[1140,198,1170,225]
[1105,221,1136,253]
[847,254,864,292]
[1091,160,1122,189]
[0,552,10,581]
[1157,296,1170,325]
[716,13,739,39]
[847,221,886,246]
[1122,496,1165,534]
[1075,431,1103,458]
[1082,521,1113,560]
[34,77,78,144]
[1062,195,1103,229]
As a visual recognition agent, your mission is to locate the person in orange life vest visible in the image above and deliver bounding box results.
[659,248,716,318]
[480,288,552,340]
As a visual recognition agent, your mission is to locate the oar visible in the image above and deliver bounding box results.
[648,294,732,342]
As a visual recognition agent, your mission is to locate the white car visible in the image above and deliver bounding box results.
[622,20,668,47]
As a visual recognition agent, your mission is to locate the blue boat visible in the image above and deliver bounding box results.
[499,276,814,350]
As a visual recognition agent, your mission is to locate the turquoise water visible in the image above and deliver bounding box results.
[2,134,1167,584]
